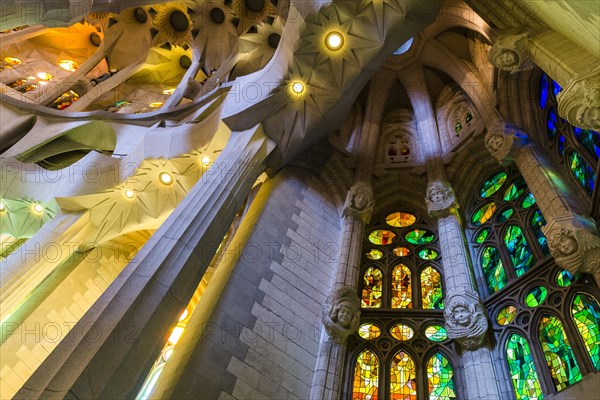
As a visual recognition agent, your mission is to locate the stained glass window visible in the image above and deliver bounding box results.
[427,353,456,400]
[421,267,443,309]
[418,249,438,260]
[481,246,507,293]
[506,334,543,400]
[393,247,410,257]
[369,230,396,245]
[390,324,414,341]
[497,305,517,325]
[366,249,384,260]
[392,265,412,308]
[504,226,533,277]
[522,193,536,209]
[538,314,582,391]
[547,107,558,140]
[425,325,448,342]
[386,212,416,228]
[480,172,507,198]
[573,127,600,161]
[555,270,579,287]
[571,294,600,371]
[504,178,527,201]
[359,324,382,340]
[525,286,547,307]
[353,349,380,399]
[530,210,549,255]
[472,202,496,226]
[362,267,383,308]
[475,228,490,244]
[568,151,596,195]
[390,350,417,400]
[405,229,435,245]
[498,208,514,222]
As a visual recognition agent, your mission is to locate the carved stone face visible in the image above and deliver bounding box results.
[495,50,519,68]
[581,106,600,128]
[428,187,446,204]
[485,133,505,152]
[337,304,353,327]
[354,191,368,210]
[554,232,578,256]
[453,305,471,327]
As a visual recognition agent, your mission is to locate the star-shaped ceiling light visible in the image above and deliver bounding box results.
[233,0,277,34]
[152,2,193,46]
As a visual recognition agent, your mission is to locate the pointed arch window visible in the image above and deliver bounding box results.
[390,350,417,399]
[353,349,380,399]
[571,293,600,371]
[426,352,456,399]
[505,333,543,400]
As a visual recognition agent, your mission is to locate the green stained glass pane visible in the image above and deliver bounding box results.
[390,324,414,341]
[421,266,444,309]
[556,269,579,287]
[481,246,507,293]
[475,228,490,244]
[531,210,549,255]
[573,127,600,161]
[503,178,527,201]
[362,267,383,308]
[353,349,380,399]
[504,225,534,277]
[358,323,381,340]
[418,248,438,260]
[392,264,412,309]
[366,249,383,260]
[569,151,596,195]
[522,193,536,209]
[525,286,547,307]
[369,229,396,245]
[386,212,417,227]
[405,229,435,245]
[571,294,600,370]
[497,305,517,325]
[539,315,582,391]
[498,208,514,222]
[427,352,456,400]
[472,202,497,226]
[480,172,507,198]
[506,334,543,400]
[390,350,417,400]
[425,325,448,342]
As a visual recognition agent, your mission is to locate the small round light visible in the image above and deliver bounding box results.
[201,156,212,165]
[159,172,173,185]
[149,101,164,109]
[58,59,80,72]
[291,81,304,94]
[0,202,6,212]
[162,88,175,95]
[325,31,344,51]
[33,204,44,214]
[36,72,53,81]
[4,57,21,65]
[124,189,135,199]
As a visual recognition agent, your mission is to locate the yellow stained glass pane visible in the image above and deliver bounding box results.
[421,267,444,309]
[362,267,383,308]
[358,323,381,340]
[497,305,517,326]
[390,324,414,341]
[386,212,416,227]
[369,230,396,245]
[353,349,380,400]
[391,265,412,308]
[390,350,417,400]
[366,249,383,260]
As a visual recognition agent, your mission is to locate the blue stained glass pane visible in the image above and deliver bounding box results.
[539,73,549,109]
[504,225,534,277]
[552,80,562,97]
[531,209,550,255]
[559,135,565,156]
[573,126,600,161]
[547,107,558,140]
[569,151,596,195]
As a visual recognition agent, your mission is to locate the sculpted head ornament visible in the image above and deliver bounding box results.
[425,180,457,217]
[343,182,375,223]
[488,30,534,73]
[557,73,600,132]
[542,214,600,281]
[322,287,361,344]
[484,123,526,164]
[444,291,488,350]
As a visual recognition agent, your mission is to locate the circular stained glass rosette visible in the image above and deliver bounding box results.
[385,212,416,227]
[475,228,490,244]
[425,325,447,342]
[366,249,383,260]
[480,172,507,198]
[418,248,438,260]
[368,229,396,245]
[472,202,496,226]
[521,192,536,208]
[525,286,548,307]
[497,305,517,325]
[358,323,381,340]
[390,324,414,341]
[392,247,410,257]
[556,269,579,287]
[405,229,435,245]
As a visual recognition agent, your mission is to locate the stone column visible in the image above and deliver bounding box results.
[14,126,274,400]
[484,124,600,285]
[487,29,600,131]
[426,180,502,400]
[310,72,392,399]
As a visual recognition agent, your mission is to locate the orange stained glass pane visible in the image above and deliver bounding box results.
[353,349,380,400]
[362,267,383,308]
[391,265,412,308]
[390,350,417,400]
[369,229,396,245]
[385,212,417,227]
[392,247,410,257]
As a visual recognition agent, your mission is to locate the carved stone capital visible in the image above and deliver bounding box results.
[557,71,600,132]
[488,29,535,73]
[542,214,600,277]
[444,290,488,350]
[322,287,361,344]
[484,123,527,164]
[343,182,375,223]
[425,180,458,218]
